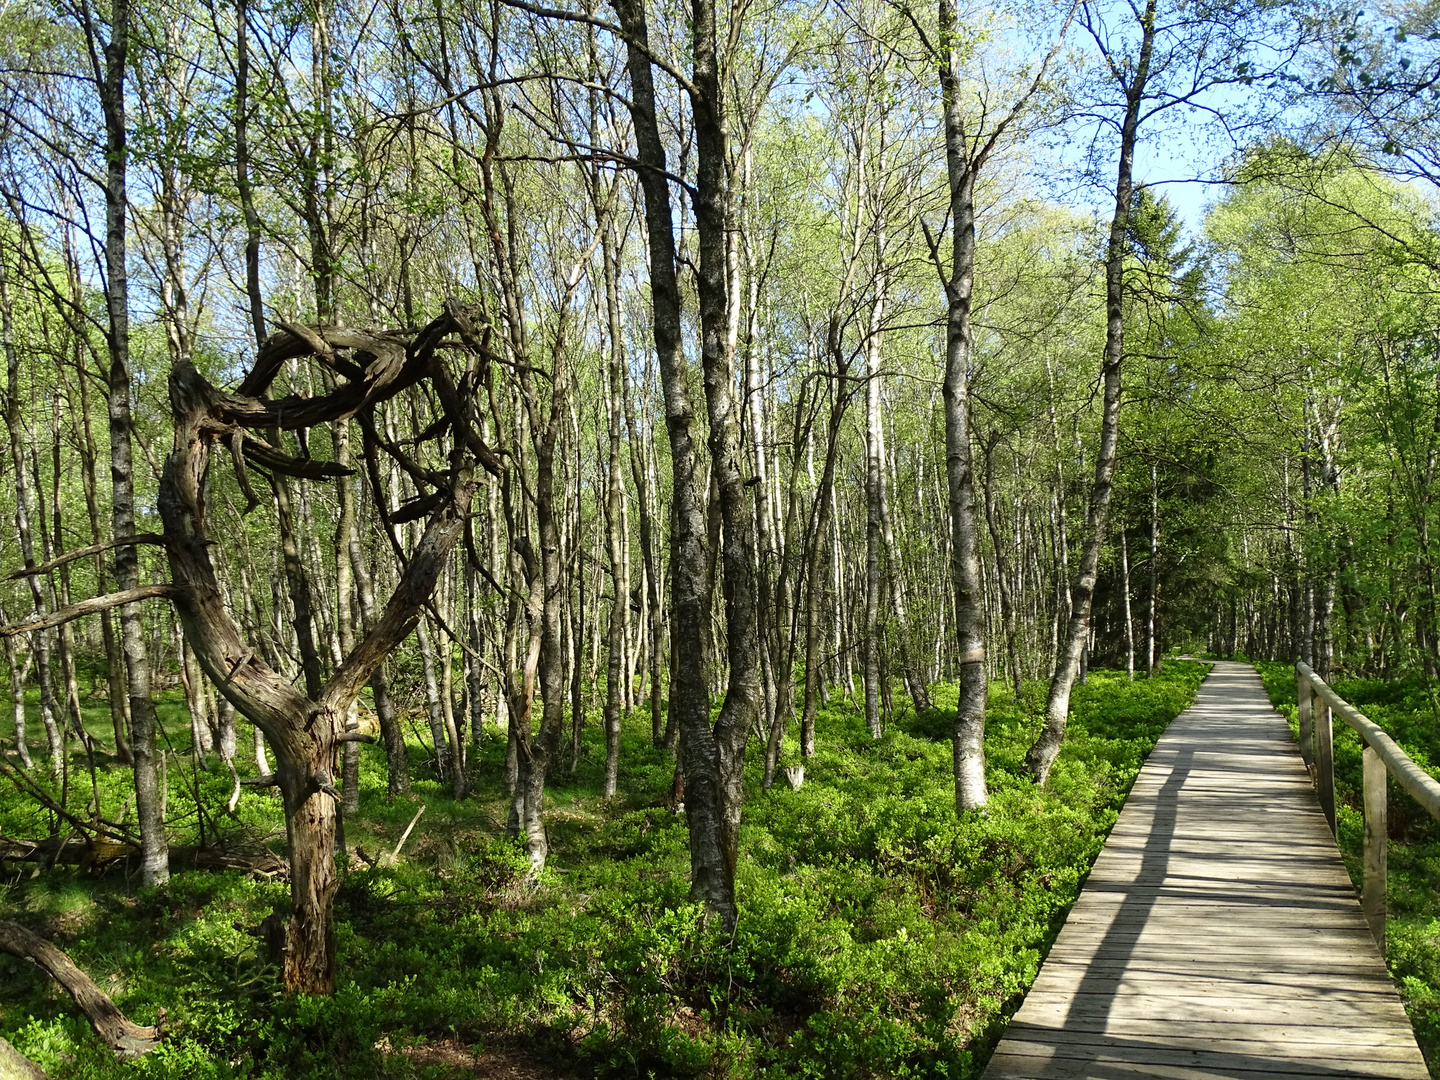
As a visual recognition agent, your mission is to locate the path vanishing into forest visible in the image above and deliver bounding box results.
[983,661,1431,1079]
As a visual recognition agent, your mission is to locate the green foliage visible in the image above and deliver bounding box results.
[0,664,1206,1079]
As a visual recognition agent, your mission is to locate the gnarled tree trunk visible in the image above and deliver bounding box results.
[157,312,491,992]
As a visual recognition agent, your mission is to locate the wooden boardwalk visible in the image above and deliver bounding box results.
[983,661,1431,1080]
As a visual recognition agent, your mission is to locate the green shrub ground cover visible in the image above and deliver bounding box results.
[0,662,1207,1079]
[1256,662,1440,1078]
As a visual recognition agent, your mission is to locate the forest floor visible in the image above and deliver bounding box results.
[1257,662,1440,1079]
[0,662,1210,1080]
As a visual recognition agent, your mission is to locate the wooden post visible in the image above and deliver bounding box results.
[1316,694,1336,836]
[1362,741,1387,951]
[1297,665,1313,774]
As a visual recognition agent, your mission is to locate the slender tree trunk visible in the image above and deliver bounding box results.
[47,400,91,755]
[602,231,626,799]
[571,417,587,770]
[863,285,886,739]
[333,440,361,813]
[802,337,851,757]
[833,496,853,701]
[524,383,570,866]
[235,0,266,345]
[349,511,408,797]
[1120,528,1135,680]
[937,6,989,811]
[270,469,325,700]
[879,432,932,715]
[763,374,807,786]
[4,631,33,768]
[72,338,131,764]
[95,0,168,883]
[982,439,1023,698]
[626,378,666,749]
[504,342,575,871]
[0,249,63,772]
[615,0,738,920]
[1145,463,1159,674]
[181,635,212,756]
[215,697,236,764]
[1026,0,1155,784]
[416,617,452,782]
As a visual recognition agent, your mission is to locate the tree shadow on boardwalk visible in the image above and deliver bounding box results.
[984,663,1430,1079]
[1059,742,1195,1033]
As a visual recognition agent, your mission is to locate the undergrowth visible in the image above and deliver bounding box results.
[1257,661,1440,1079]
[0,662,1207,1079]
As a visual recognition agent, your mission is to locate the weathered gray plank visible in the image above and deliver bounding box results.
[1005,1015,1419,1044]
[1025,967,1402,996]
[1004,1024,1426,1057]
[991,1036,1429,1076]
[982,661,1430,1080]
[1016,993,1415,1026]
[986,1047,1428,1080]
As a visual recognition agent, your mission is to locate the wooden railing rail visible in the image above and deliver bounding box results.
[1296,660,1440,949]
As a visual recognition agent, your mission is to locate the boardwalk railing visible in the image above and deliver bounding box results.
[1296,660,1440,948]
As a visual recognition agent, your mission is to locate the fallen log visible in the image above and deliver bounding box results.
[0,921,159,1059]
[0,838,287,879]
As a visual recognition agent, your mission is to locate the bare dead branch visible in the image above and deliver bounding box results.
[0,586,180,637]
[4,534,167,580]
[0,757,140,846]
[241,438,354,480]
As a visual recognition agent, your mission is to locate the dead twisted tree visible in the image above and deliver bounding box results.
[3,301,500,994]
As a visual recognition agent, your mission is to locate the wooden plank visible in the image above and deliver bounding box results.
[1363,741,1387,949]
[985,1047,1429,1080]
[991,1036,1428,1074]
[1031,967,1399,996]
[1049,924,1380,942]
[1017,992,1414,1025]
[1058,914,1370,930]
[1027,967,1401,996]
[1316,694,1337,834]
[982,662,1427,1080]
[1003,1024,1426,1057]
[1006,1015,1421,1045]
[1298,667,1313,771]
[1022,973,1408,998]
[1041,944,1383,964]
[1040,939,1384,959]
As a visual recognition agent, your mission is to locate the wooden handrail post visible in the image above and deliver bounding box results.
[1316,693,1336,836]
[1297,665,1313,775]
[1362,741,1388,951]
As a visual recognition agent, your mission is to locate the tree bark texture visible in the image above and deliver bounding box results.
[692,0,763,918]
[615,0,738,921]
